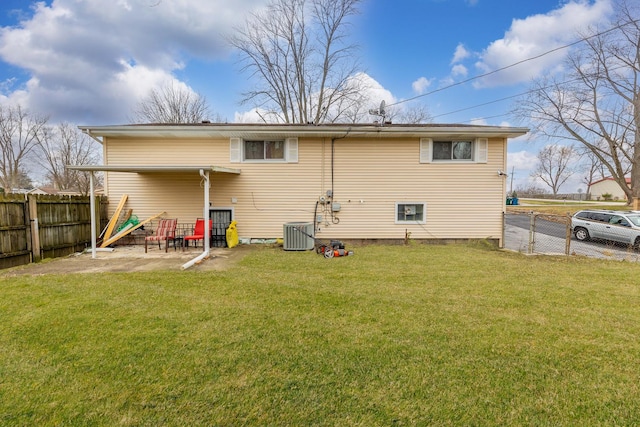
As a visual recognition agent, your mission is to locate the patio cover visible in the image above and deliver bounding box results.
[66,164,241,269]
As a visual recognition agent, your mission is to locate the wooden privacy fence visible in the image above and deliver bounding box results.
[0,193,107,270]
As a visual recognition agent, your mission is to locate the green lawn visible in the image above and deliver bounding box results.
[508,199,630,216]
[2,244,640,426]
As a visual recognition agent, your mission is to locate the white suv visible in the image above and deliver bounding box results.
[572,210,640,248]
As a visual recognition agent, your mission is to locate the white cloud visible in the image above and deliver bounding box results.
[474,0,613,88]
[234,108,268,123]
[451,64,468,78]
[412,76,433,95]
[353,72,396,105]
[469,118,487,126]
[0,0,268,123]
[451,43,470,64]
[508,150,538,172]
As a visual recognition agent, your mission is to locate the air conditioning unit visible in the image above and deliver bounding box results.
[283,222,314,251]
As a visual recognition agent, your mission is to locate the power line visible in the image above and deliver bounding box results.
[431,93,523,120]
[387,17,640,109]
[431,77,579,120]
[432,61,631,122]
[461,112,511,124]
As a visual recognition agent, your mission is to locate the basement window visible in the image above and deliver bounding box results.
[396,202,426,224]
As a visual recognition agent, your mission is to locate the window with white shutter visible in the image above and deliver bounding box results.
[286,137,298,163]
[420,138,489,163]
[230,137,299,163]
[229,138,241,163]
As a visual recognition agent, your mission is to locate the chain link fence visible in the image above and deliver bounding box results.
[505,212,640,262]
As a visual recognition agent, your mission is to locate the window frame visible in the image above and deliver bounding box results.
[243,140,286,162]
[230,137,298,163]
[420,137,488,164]
[432,140,473,161]
[395,202,427,224]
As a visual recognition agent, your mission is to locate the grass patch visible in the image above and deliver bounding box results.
[2,244,640,425]
[508,201,629,216]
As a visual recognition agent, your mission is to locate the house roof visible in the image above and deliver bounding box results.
[591,176,631,185]
[78,122,529,142]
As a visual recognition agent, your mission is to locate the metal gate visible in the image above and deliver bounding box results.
[210,209,233,247]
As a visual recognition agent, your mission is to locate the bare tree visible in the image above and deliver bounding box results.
[132,82,213,124]
[390,104,432,124]
[579,149,614,196]
[229,0,362,124]
[514,0,640,203]
[514,183,549,196]
[0,105,48,190]
[36,123,102,195]
[531,144,578,195]
[14,169,33,189]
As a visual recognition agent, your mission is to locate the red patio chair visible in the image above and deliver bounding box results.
[183,218,212,250]
[145,218,177,253]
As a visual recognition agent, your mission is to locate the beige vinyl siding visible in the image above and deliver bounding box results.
[324,137,505,241]
[214,137,327,238]
[589,179,628,200]
[103,136,507,243]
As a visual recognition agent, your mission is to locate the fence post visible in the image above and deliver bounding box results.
[27,194,41,262]
[565,213,572,256]
[528,211,535,254]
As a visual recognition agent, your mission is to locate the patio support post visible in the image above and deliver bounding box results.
[203,169,210,252]
[90,172,97,259]
[182,169,211,270]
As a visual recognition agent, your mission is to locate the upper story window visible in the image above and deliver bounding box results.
[230,137,298,163]
[433,141,473,161]
[244,140,285,160]
[420,138,488,163]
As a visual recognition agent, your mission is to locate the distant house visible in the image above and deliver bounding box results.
[27,187,59,195]
[3,187,50,195]
[7,186,101,196]
[70,123,528,247]
[589,177,630,201]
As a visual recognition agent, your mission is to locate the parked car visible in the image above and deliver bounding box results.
[572,209,640,248]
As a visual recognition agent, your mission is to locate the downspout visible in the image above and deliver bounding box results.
[182,169,211,269]
[329,130,351,223]
[330,130,351,197]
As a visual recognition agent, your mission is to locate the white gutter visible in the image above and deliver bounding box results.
[81,128,104,145]
[181,169,211,270]
[77,124,530,140]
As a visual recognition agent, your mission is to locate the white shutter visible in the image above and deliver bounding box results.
[476,138,488,163]
[419,138,432,163]
[230,138,241,163]
[286,137,298,163]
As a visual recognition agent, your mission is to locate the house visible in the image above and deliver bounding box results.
[589,177,630,201]
[71,123,528,250]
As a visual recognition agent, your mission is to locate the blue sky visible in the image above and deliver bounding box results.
[0,0,615,192]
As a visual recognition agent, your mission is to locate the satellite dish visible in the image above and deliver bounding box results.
[379,100,386,116]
